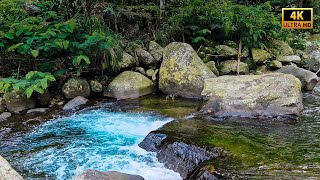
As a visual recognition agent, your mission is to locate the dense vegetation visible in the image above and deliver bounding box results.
[0,0,319,98]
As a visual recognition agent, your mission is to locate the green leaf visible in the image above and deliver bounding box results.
[16,29,24,36]
[5,33,14,39]
[53,69,67,76]
[40,79,48,89]
[25,71,35,79]
[25,87,34,98]
[31,50,39,58]
[0,43,4,47]
[7,43,24,52]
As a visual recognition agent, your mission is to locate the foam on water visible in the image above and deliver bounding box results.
[6,109,181,180]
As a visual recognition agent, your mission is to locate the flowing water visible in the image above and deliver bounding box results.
[0,103,182,180]
[0,94,320,179]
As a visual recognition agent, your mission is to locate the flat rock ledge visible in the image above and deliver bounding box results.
[139,132,229,179]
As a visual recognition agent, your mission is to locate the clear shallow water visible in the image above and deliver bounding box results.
[0,109,181,180]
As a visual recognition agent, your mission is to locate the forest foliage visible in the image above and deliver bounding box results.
[0,0,319,98]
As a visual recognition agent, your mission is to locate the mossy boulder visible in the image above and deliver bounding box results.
[252,48,271,63]
[214,45,237,56]
[276,65,318,91]
[118,52,137,70]
[159,42,215,99]
[271,39,294,56]
[62,78,91,99]
[205,61,219,76]
[4,90,36,113]
[269,60,282,69]
[89,80,103,93]
[148,41,163,62]
[308,34,320,42]
[104,71,155,100]
[201,73,303,117]
[219,60,249,75]
[0,155,23,180]
[223,40,238,49]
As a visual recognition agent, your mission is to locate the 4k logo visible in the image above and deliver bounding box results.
[282,8,313,29]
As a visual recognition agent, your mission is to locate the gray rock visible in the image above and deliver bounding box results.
[37,89,50,106]
[159,42,215,99]
[276,65,319,91]
[104,71,155,100]
[4,90,36,113]
[119,52,137,70]
[206,61,219,76]
[219,60,249,75]
[312,82,320,96]
[148,41,163,62]
[0,112,12,120]
[0,155,23,180]
[214,45,237,56]
[89,80,103,93]
[63,96,88,110]
[62,78,91,99]
[276,55,301,63]
[241,46,249,58]
[73,170,144,180]
[135,48,156,66]
[303,42,320,72]
[27,108,49,114]
[201,73,303,117]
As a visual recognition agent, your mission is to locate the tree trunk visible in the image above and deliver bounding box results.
[237,39,242,75]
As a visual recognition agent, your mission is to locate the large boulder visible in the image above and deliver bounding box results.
[159,42,215,99]
[73,170,144,180]
[135,48,156,66]
[309,34,320,42]
[104,71,155,100]
[63,96,88,110]
[214,45,237,56]
[271,39,294,56]
[201,73,303,117]
[62,78,91,99]
[276,65,318,91]
[219,60,249,75]
[0,112,12,120]
[4,90,36,113]
[252,48,271,63]
[118,52,137,70]
[0,155,23,180]
[303,42,320,72]
[148,41,163,62]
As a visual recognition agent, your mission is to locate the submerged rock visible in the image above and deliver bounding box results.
[139,132,223,179]
[201,73,303,117]
[4,90,36,113]
[0,155,23,180]
[276,65,318,91]
[219,60,249,75]
[104,71,155,100]
[62,78,91,99]
[148,41,163,62]
[73,169,144,180]
[63,96,88,110]
[159,42,215,99]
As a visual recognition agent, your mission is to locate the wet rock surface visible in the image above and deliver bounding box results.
[73,170,144,180]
